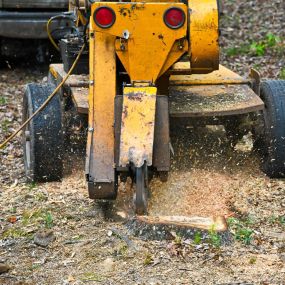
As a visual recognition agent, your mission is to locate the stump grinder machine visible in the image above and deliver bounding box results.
[19,0,285,224]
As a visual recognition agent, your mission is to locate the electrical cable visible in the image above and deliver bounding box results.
[47,14,76,51]
[0,43,86,150]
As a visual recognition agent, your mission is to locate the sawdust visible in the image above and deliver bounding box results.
[147,125,260,219]
[149,171,232,218]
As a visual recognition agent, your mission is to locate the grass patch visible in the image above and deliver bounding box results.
[2,208,55,240]
[8,207,17,214]
[0,96,7,105]
[143,253,153,266]
[268,215,285,226]
[228,217,254,245]
[113,244,128,258]
[208,225,221,247]
[27,182,37,190]
[250,42,266,56]
[2,227,33,239]
[193,231,202,245]
[226,45,249,56]
[174,234,182,246]
[22,208,54,229]
[1,119,10,132]
[44,212,53,229]
[226,33,284,57]
[34,191,48,202]
[28,264,42,271]
[249,256,257,264]
[80,272,103,282]
[279,68,285,80]
[235,228,254,245]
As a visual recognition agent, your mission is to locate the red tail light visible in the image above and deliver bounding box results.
[94,7,116,28]
[164,8,185,29]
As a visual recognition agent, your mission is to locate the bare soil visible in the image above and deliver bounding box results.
[1,1,285,284]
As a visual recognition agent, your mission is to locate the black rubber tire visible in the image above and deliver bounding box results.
[254,80,285,178]
[22,83,63,182]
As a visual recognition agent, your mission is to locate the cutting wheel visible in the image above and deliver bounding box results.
[135,162,148,215]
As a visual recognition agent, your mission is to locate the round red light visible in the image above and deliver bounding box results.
[94,7,116,28]
[164,8,185,29]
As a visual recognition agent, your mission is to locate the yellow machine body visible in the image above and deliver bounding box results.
[90,0,219,81]
[91,2,188,83]
[86,31,117,198]
[188,0,219,74]
[85,0,220,195]
[43,0,264,216]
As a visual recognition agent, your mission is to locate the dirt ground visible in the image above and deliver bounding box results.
[1,1,285,284]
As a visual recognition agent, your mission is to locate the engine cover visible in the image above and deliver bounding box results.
[188,0,220,74]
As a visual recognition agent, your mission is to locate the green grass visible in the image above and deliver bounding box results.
[227,217,254,245]
[8,207,17,214]
[0,96,7,105]
[174,234,182,246]
[22,208,54,229]
[34,191,48,202]
[226,45,250,56]
[226,33,284,57]
[143,253,153,265]
[44,212,53,229]
[27,182,37,190]
[2,208,55,240]
[250,42,266,56]
[80,272,103,282]
[235,228,254,245]
[279,216,285,225]
[28,264,42,271]
[2,228,33,239]
[268,215,285,226]
[266,33,281,47]
[208,225,221,247]
[279,68,285,79]
[193,231,202,245]
[249,256,257,264]
[1,119,10,132]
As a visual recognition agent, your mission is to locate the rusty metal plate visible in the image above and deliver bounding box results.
[169,84,264,117]
[119,87,157,168]
[170,64,250,86]
[153,96,170,172]
[86,32,116,189]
